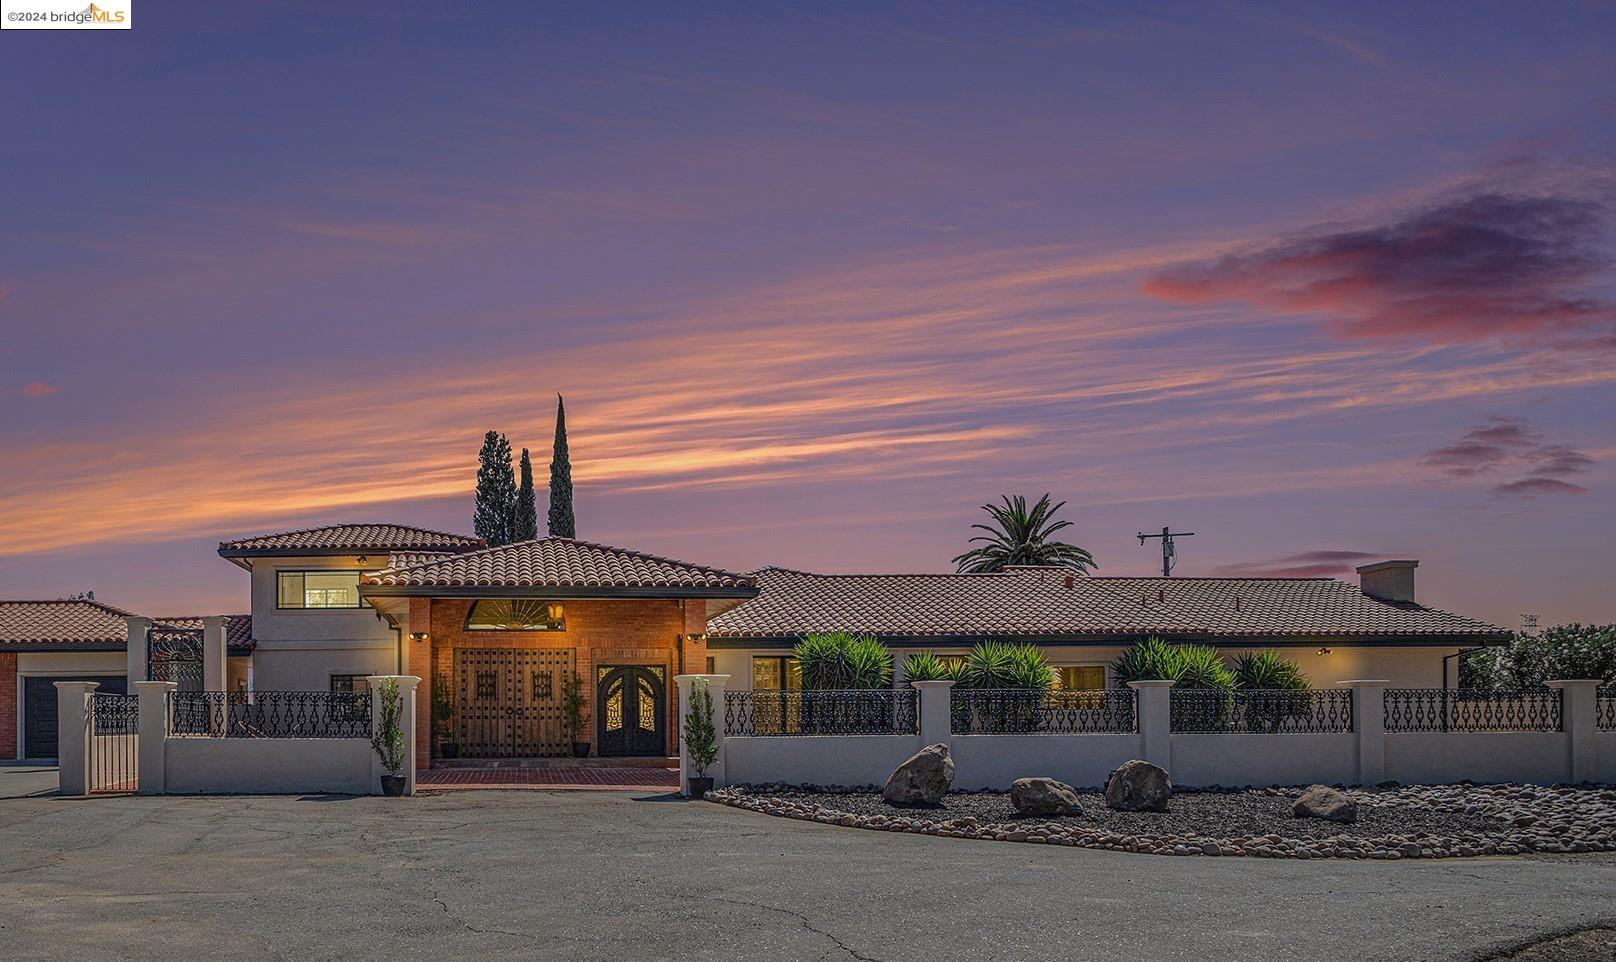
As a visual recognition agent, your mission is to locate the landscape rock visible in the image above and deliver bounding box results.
[1293,785,1358,823]
[1010,777,1083,816]
[883,743,954,805]
[1105,759,1171,812]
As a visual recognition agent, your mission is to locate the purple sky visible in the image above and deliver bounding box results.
[2,2,1613,627]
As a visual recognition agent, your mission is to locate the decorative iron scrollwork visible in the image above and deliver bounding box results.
[1383,688,1561,733]
[723,689,918,736]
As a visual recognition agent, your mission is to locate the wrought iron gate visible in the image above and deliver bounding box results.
[454,649,573,757]
[596,665,665,757]
[87,692,140,793]
[148,627,203,691]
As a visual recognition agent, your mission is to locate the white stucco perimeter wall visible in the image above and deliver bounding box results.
[950,734,1142,790]
[164,738,375,794]
[1596,733,1616,784]
[1385,732,1568,786]
[724,734,922,787]
[1169,733,1357,788]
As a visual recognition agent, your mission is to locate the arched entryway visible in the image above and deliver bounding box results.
[595,665,665,756]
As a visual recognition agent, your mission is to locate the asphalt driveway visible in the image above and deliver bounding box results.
[1,769,1612,962]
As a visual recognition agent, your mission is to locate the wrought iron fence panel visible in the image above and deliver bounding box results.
[1598,686,1615,732]
[169,691,373,739]
[950,688,1137,734]
[723,689,918,736]
[1383,688,1562,733]
[148,629,203,691]
[1169,688,1352,734]
[88,692,139,793]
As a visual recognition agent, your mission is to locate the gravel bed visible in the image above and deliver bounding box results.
[709,783,1616,860]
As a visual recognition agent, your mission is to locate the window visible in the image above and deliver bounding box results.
[329,674,370,693]
[752,655,802,691]
[1054,665,1107,690]
[705,656,716,674]
[465,599,565,631]
[277,571,361,609]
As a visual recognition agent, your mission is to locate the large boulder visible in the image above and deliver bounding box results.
[883,743,954,806]
[1292,785,1357,823]
[1011,777,1083,816]
[1104,759,1171,812]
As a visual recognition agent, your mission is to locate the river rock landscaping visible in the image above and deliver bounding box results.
[708,783,1616,859]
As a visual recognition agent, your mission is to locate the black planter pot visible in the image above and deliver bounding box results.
[571,741,590,758]
[440,742,459,760]
[380,774,407,797]
[686,776,714,799]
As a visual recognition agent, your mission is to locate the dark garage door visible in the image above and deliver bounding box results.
[23,675,126,759]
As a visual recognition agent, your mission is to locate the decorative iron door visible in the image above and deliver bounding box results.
[148,629,203,691]
[454,649,572,757]
[596,665,665,757]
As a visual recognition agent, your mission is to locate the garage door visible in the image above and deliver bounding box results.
[23,675,126,759]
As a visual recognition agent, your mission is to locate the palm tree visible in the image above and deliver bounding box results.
[951,493,1096,574]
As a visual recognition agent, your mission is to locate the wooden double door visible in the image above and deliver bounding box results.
[454,649,572,757]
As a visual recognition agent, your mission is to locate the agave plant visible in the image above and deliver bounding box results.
[793,632,893,690]
[1176,644,1237,691]
[900,651,967,685]
[1232,649,1310,690]
[1110,637,1236,690]
[951,494,1096,574]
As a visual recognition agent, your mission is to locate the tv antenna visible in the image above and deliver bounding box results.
[1138,526,1195,577]
[1520,613,1540,635]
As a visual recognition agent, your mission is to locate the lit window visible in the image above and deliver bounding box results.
[1054,666,1107,690]
[751,656,802,690]
[277,571,361,609]
[465,599,565,631]
[329,674,369,693]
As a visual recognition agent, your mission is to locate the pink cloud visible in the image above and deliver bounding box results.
[20,382,59,398]
[1492,477,1589,497]
[1142,192,1616,352]
[1212,549,1380,578]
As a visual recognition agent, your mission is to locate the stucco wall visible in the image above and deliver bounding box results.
[1595,732,1616,784]
[250,555,399,644]
[1384,733,1569,785]
[164,737,375,794]
[1170,733,1357,787]
[250,645,396,692]
[950,734,1142,789]
[724,734,923,786]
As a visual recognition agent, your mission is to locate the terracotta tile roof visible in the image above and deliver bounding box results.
[219,524,483,556]
[362,537,757,594]
[0,602,255,650]
[705,568,1510,642]
[0,600,136,646]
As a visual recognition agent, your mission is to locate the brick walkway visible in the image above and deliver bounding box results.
[416,766,679,791]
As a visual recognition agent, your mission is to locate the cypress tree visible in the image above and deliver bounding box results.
[473,430,518,546]
[547,394,576,538]
[513,447,538,541]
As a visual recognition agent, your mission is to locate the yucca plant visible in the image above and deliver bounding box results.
[793,632,893,690]
[1232,650,1309,690]
[1109,636,1181,687]
[900,651,967,685]
[1175,644,1237,690]
[960,640,1054,690]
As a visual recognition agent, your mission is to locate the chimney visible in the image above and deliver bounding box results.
[1356,560,1418,603]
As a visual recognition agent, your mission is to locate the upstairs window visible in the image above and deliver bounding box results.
[276,570,361,609]
[465,599,566,631]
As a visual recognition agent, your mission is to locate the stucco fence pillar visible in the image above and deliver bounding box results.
[54,681,97,796]
[124,616,151,685]
[675,674,728,795]
[1545,679,1602,784]
[202,616,228,693]
[1339,679,1387,786]
[135,680,176,794]
[1128,680,1173,770]
[367,676,420,796]
[911,680,954,747]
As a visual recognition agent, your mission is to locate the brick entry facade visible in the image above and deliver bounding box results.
[406,597,707,771]
[0,653,15,759]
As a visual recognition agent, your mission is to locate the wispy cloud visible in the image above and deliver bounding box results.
[1420,414,1596,497]
[1142,191,1616,353]
[18,382,58,399]
[1212,549,1381,578]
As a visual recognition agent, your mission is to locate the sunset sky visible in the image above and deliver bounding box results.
[2,2,1613,627]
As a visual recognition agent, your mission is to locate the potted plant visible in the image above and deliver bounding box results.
[683,678,719,798]
[371,678,408,796]
[432,676,458,759]
[563,672,589,757]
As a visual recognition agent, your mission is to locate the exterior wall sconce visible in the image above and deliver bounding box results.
[409,632,429,643]
[686,632,707,643]
[1316,646,1332,656]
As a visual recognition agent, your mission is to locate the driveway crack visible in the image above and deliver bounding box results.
[707,894,885,962]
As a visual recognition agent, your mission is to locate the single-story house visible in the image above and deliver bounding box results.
[5,522,1511,766]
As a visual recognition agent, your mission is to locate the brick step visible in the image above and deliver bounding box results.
[433,756,677,770]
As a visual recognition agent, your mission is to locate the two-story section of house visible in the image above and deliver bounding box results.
[216,525,485,691]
